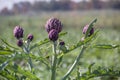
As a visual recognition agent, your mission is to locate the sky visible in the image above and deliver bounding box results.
[0,0,82,11]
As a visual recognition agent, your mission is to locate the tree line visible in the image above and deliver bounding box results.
[0,0,120,15]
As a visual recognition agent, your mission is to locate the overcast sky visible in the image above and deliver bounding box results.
[0,0,82,11]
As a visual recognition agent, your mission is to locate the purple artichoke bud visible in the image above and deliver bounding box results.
[13,26,24,39]
[82,25,94,36]
[89,28,94,36]
[27,34,34,41]
[48,29,58,42]
[45,17,62,33]
[17,39,23,47]
[59,41,65,45]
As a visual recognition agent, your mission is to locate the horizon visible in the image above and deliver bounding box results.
[0,0,83,11]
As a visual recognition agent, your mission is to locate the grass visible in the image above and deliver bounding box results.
[0,10,120,80]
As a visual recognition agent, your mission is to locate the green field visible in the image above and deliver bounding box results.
[0,10,120,80]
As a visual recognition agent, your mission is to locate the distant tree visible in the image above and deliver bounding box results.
[69,1,79,10]
[49,0,72,11]
[90,0,102,9]
[109,0,120,9]
[0,7,13,15]
[32,1,50,11]
[12,1,31,14]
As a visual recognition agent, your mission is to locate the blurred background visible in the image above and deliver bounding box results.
[0,0,120,39]
[0,0,120,14]
[0,0,120,46]
[0,0,120,79]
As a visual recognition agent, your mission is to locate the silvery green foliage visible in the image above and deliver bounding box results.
[0,18,120,80]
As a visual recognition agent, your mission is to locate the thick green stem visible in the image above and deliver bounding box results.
[28,54,33,72]
[26,49,34,72]
[62,45,86,80]
[24,41,34,73]
[51,42,57,80]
